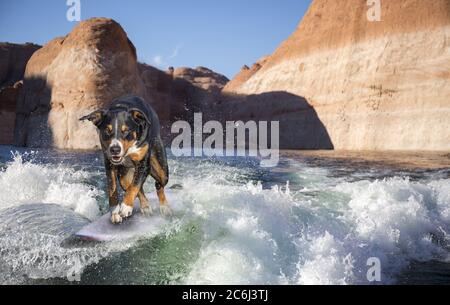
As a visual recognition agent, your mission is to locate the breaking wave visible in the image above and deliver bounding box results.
[0,149,448,284]
[0,153,102,220]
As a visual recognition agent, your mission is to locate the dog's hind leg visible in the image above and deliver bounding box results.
[150,137,171,217]
[155,182,172,217]
[138,188,153,216]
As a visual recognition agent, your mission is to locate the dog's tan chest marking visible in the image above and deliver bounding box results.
[128,143,149,162]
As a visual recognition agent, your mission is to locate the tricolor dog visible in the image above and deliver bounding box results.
[80,95,171,224]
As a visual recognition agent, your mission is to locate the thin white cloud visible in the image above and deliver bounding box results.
[151,44,183,69]
[152,55,166,67]
[168,43,183,60]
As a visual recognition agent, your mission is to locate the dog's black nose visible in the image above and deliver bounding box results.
[109,145,121,155]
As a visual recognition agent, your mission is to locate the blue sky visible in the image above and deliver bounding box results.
[0,0,311,78]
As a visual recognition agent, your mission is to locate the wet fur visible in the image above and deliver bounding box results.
[80,95,171,223]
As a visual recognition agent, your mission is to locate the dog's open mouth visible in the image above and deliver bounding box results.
[111,156,123,164]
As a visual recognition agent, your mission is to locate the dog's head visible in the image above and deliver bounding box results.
[80,107,150,165]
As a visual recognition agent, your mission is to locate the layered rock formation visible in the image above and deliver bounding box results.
[11,1,449,151]
[225,0,450,151]
[15,18,148,149]
[223,56,268,93]
[0,43,40,144]
[12,18,229,149]
[171,66,229,118]
[174,66,229,93]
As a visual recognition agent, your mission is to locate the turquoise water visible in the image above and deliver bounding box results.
[0,145,449,284]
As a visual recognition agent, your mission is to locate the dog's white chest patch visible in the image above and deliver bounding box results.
[126,144,140,156]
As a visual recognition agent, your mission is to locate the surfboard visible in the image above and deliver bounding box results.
[75,191,178,242]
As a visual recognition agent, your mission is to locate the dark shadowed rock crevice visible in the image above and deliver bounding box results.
[0,43,41,145]
[213,91,334,150]
[14,76,53,147]
[0,42,41,88]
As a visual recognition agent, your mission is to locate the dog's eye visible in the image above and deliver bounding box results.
[125,131,135,140]
[104,129,113,136]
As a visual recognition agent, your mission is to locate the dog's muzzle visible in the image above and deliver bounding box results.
[109,140,124,164]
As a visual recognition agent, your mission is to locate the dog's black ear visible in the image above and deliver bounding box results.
[129,108,151,126]
[79,110,105,127]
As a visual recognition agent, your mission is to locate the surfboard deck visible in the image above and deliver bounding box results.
[73,189,182,242]
[75,191,178,242]
[75,205,167,242]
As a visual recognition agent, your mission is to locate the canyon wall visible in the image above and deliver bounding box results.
[12,18,227,149]
[14,18,148,149]
[226,0,450,150]
[4,1,450,151]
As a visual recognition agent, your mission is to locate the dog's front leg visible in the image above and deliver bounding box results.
[105,158,123,224]
[114,160,149,223]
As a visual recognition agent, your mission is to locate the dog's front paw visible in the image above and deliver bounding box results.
[111,205,123,224]
[111,213,123,224]
[159,205,173,217]
[119,203,133,218]
[140,205,153,216]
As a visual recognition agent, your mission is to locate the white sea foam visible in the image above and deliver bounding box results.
[0,152,448,284]
[0,154,119,283]
[179,162,449,285]
[0,228,136,284]
[0,154,101,220]
[180,175,295,284]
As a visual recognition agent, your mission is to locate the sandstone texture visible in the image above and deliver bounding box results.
[12,18,229,149]
[222,56,268,93]
[225,0,450,151]
[15,18,147,149]
[174,66,229,93]
[9,1,450,152]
